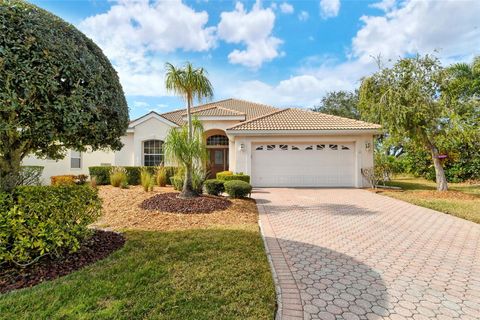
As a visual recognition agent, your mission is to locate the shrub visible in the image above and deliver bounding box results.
[170,176,183,191]
[156,166,168,187]
[89,166,111,185]
[51,175,76,186]
[216,171,233,180]
[224,180,252,198]
[204,179,225,196]
[217,172,250,183]
[140,169,154,192]
[110,167,128,188]
[0,185,102,266]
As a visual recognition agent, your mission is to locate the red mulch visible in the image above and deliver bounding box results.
[139,192,232,213]
[0,230,125,294]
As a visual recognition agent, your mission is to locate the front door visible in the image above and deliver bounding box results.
[208,148,228,178]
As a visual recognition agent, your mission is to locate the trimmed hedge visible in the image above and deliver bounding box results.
[217,172,250,183]
[89,166,177,185]
[224,180,252,198]
[0,185,102,265]
[204,179,225,196]
[51,174,88,186]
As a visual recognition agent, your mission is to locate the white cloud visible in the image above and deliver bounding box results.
[352,0,480,63]
[279,2,294,14]
[217,1,282,68]
[319,0,340,19]
[369,0,397,12]
[79,0,216,96]
[298,10,309,21]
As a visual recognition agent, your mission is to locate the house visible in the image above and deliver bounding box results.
[23,98,381,187]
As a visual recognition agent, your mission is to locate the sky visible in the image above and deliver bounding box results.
[31,0,480,119]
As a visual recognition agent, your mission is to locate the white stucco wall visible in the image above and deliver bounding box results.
[229,133,375,188]
[131,117,173,166]
[22,149,115,185]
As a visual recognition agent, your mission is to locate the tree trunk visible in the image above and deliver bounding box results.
[430,145,448,191]
[179,95,197,198]
[0,148,22,192]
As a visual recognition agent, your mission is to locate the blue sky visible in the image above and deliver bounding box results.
[31,0,480,119]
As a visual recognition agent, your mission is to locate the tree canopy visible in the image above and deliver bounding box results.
[312,90,360,120]
[0,1,129,190]
[358,55,479,191]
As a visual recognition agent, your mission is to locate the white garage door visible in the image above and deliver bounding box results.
[251,143,355,187]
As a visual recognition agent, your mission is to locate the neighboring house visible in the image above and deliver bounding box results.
[23,98,381,187]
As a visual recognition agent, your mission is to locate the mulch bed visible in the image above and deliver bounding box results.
[0,230,125,294]
[140,192,232,213]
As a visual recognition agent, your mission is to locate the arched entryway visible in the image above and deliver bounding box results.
[205,130,229,178]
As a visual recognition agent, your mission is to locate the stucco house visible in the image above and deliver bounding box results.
[24,98,381,187]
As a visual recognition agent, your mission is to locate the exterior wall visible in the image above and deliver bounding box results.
[131,117,172,166]
[22,149,115,185]
[115,133,134,166]
[230,134,375,188]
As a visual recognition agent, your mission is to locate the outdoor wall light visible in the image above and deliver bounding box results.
[239,143,246,151]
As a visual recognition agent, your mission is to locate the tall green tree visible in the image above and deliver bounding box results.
[312,90,360,119]
[165,62,213,198]
[359,55,477,191]
[0,1,129,191]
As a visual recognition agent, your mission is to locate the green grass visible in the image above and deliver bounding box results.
[381,176,480,223]
[0,229,275,320]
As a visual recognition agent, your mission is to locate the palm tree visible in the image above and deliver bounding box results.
[165,62,213,198]
[448,56,480,99]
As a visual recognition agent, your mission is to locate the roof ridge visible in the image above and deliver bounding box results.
[312,110,379,125]
[229,97,277,110]
[227,108,290,130]
[160,98,235,117]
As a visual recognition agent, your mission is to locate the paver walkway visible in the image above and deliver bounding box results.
[254,188,480,320]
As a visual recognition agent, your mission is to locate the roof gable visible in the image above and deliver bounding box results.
[129,111,179,129]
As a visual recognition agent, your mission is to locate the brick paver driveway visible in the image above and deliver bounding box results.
[254,188,480,320]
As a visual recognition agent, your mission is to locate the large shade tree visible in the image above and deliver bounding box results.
[0,1,129,191]
[312,90,360,120]
[359,55,477,191]
[165,62,213,198]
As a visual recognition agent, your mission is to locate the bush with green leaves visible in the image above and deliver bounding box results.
[90,166,176,185]
[0,1,128,191]
[204,179,225,196]
[217,172,250,183]
[155,166,168,187]
[224,180,252,198]
[0,185,102,266]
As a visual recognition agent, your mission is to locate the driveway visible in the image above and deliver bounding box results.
[254,188,480,320]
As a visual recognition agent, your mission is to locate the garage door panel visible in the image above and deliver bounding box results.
[252,143,355,187]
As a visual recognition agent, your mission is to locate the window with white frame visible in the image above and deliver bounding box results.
[70,150,81,169]
[143,140,163,166]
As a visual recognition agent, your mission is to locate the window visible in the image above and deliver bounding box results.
[207,135,228,146]
[291,146,300,150]
[305,145,313,150]
[70,150,81,169]
[143,140,163,166]
[341,145,350,150]
[317,144,325,150]
[256,146,264,151]
[267,145,276,150]
[329,144,338,150]
[279,144,288,150]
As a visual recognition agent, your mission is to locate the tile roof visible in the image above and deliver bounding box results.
[181,105,246,117]
[161,98,278,125]
[226,108,382,131]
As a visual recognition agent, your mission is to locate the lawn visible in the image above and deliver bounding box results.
[0,187,276,320]
[378,175,480,223]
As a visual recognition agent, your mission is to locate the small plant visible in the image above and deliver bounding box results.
[120,180,129,189]
[361,167,382,189]
[140,169,154,192]
[90,176,97,188]
[51,175,76,186]
[204,179,225,196]
[224,180,252,198]
[110,167,128,188]
[156,166,168,187]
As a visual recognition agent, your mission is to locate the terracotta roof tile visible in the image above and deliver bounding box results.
[181,105,246,117]
[161,98,278,125]
[226,108,382,131]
